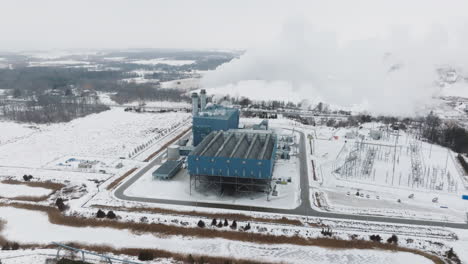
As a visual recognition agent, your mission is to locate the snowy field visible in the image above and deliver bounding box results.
[307,124,468,223]
[97,92,191,109]
[129,58,195,66]
[0,108,190,168]
[0,122,40,146]
[161,78,200,90]
[28,60,91,67]
[0,182,51,198]
[0,207,436,264]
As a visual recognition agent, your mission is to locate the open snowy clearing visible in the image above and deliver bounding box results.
[0,182,51,198]
[0,166,113,182]
[129,58,195,66]
[28,60,91,67]
[0,122,40,146]
[0,207,435,264]
[161,78,200,90]
[97,92,191,109]
[0,108,190,168]
[307,124,468,223]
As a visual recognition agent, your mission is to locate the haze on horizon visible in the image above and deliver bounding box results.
[1,0,468,51]
[3,0,468,116]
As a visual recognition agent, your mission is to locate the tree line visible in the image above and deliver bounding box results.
[1,95,109,123]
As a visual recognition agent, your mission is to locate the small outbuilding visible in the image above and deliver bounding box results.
[152,160,183,180]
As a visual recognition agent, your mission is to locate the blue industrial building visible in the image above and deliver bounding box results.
[192,105,240,146]
[188,130,277,180]
[187,90,277,196]
[191,91,239,146]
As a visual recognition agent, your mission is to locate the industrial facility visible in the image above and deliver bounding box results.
[152,89,278,197]
[188,129,277,195]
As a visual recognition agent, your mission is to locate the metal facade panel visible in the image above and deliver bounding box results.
[192,106,240,146]
[188,130,277,180]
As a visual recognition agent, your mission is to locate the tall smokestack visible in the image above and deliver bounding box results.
[191,92,199,116]
[200,89,207,111]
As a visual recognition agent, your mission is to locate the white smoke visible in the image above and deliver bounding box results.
[202,19,468,116]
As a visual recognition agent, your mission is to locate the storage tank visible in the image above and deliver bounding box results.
[167,145,180,160]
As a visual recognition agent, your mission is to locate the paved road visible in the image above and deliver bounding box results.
[115,131,468,229]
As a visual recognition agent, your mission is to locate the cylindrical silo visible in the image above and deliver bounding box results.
[191,92,199,116]
[200,89,207,111]
[167,145,180,160]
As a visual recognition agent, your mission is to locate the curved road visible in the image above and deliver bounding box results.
[115,131,468,229]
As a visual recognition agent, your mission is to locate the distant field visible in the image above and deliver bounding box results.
[0,108,190,168]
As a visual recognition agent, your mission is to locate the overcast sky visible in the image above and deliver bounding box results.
[1,0,468,51]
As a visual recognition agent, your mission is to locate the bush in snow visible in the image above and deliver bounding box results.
[320,228,332,237]
[96,209,106,218]
[11,243,19,250]
[223,219,229,226]
[55,198,67,211]
[369,235,382,242]
[187,254,195,264]
[445,248,461,264]
[197,220,205,228]
[211,219,217,226]
[1,243,10,250]
[23,174,33,181]
[230,220,237,229]
[106,211,116,219]
[387,234,398,244]
[138,251,154,261]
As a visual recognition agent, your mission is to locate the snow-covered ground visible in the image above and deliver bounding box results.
[0,108,190,168]
[103,56,127,61]
[0,182,51,198]
[28,60,91,67]
[0,122,41,146]
[161,78,200,90]
[0,207,436,264]
[97,92,191,109]
[129,58,195,66]
[306,124,468,223]
[20,50,99,60]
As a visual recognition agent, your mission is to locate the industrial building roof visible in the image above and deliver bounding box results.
[190,130,275,161]
[153,160,183,176]
[194,105,238,120]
